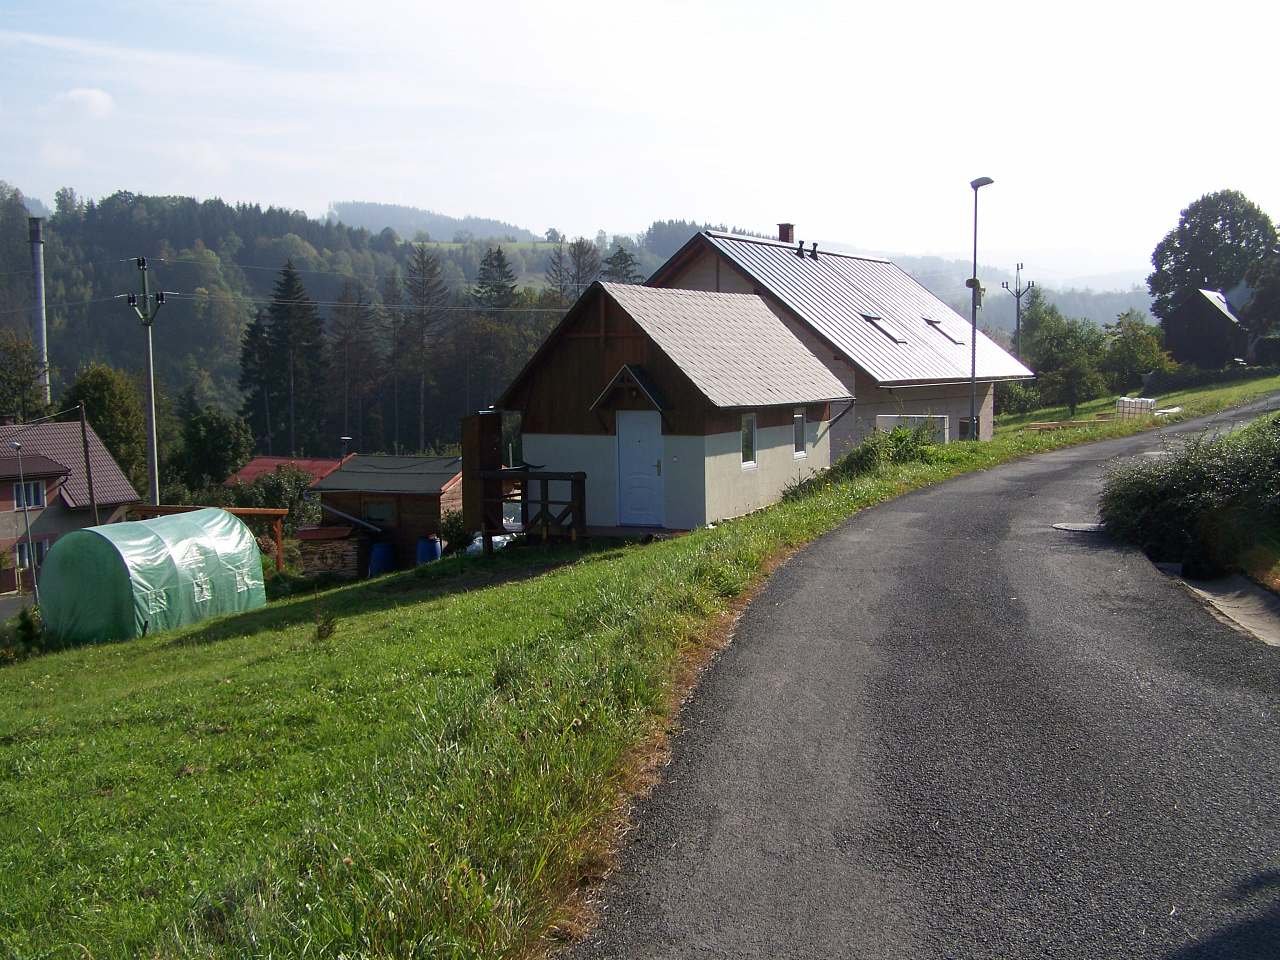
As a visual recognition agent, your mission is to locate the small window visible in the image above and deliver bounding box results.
[863,314,908,345]
[958,417,976,441]
[741,414,757,468]
[13,480,45,510]
[363,498,397,526]
[925,317,965,345]
[793,408,807,458]
[14,539,49,570]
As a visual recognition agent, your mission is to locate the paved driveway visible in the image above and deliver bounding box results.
[575,400,1280,959]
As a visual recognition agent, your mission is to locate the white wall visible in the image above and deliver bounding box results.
[662,434,706,530]
[521,433,619,528]
[704,418,827,525]
[831,381,995,456]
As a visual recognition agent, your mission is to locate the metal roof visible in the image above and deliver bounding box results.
[601,282,852,408]
[676,232,1033,387]
[0,421,140,507]
[312,455,462,495]
[1198,289,1243,327]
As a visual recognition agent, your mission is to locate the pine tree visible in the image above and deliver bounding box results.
[473,246,519,309]
[544,240,573,305]
[329,279,379,451]
[265,261,328,455]
[405,245,450,451]
[379,269,407,453]
[238,309,274,453]
[601,244,643,284]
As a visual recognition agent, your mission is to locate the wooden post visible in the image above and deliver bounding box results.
[273,517,284,572]
[573,472,586,542]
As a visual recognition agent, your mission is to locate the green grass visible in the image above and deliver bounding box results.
[995,372,1280,432]
[1,376,1277,959]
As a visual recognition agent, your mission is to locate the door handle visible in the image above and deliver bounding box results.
[655,459,662,477]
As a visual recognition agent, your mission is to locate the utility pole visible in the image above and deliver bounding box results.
[1001,263,1035,361]
[128,257,164,506]
[28,218,50,404]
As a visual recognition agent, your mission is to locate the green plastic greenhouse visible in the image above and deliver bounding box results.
[39,507,267,644]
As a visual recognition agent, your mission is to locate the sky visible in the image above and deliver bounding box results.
[1,0,1277,289]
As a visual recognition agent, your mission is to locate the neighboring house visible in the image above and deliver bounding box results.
[225,455,347,487]
[310,455,463,568]
[496,282,851,531]
[647,227,1033,450]
[1162,288,1250,368]
[0,421,140,593]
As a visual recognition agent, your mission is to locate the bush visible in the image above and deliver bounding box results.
[1144,364,1280,394]
[1,606,52,664]
[1100,416,1280,575]
[439,509,471,554]
[995,381,1042,416]
[786,424,938,500]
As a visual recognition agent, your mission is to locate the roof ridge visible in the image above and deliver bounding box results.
[601,281,760,300]
[702,230,892,264]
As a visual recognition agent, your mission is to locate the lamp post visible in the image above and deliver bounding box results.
[9,440,39,607]
[966,177,994,440]
[340,436,353,459]
[1001,263,1034,361]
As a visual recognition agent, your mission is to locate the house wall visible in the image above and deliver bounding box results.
[521,433,620,528]
[1163,300,1247,368]
[704,418,826,524]
[319,490,443,570]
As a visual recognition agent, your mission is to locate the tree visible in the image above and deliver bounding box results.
[239,310,275,453]
[0,331,48,422]
[1028,312,1108,416]
[1101,310,1174,393]
[544,227,563,244]
[179,402,254,489]
[1243,254,1280,350]
[1147,190,1278,323]
[567,237,600,296]
[61,362,148,491]
[601,244,643,284]
[378,269,408,453]
[265,261,328,455]
[543,240,573,304]
[329,279,379,448]
[473,246,518,309]
[405,245,450,451]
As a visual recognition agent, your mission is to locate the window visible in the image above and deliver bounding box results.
[14,539,49,570]
[924,316,965,345]
[862,314,908,345]
[741,413,757,468]
[362,497,397,526]
[793,408,807,458]
[13,480,45,510]
[958,417,976,441]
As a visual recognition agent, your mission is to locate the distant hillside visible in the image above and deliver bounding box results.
[327,201,537,243]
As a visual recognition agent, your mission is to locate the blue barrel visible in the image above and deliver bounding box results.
[368,542,396,577]
[416,535,442,564]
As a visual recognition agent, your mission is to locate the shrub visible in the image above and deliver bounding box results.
[995,381,1041,416]
[1100,415,1280,575]
[1145,364,1280,394]
[439,509,471,554]
[786,424,938,500]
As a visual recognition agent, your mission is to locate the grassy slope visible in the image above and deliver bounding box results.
[1,379,1277,959]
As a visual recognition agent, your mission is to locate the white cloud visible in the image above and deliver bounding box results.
[56,86,114,118]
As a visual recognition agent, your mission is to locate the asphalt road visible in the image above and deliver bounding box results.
[574,400,1280,960]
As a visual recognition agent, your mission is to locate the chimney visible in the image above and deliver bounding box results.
[778,222,794,243]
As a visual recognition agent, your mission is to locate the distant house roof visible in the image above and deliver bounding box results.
[649,231,1033,387]
[1198,288,1244,326]
[0,454,70,481]
[226,455,346,487]
[312,455,462,495]
[0,421,139,507]
[599,282,851,407]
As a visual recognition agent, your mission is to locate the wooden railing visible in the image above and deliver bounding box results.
[478,469,586,553]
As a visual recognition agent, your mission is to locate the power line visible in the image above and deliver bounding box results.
[0,295,123,318]
[163,292,566,313]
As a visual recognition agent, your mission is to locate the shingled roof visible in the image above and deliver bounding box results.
[0,421,140,507]
[599,283,851,407]
[312,455,462,495]
[651,231,1034,387]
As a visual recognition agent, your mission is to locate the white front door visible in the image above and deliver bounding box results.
[617,410,664,527]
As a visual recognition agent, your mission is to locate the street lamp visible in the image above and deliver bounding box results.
[339,436,353,459]
[966,176,994,440]
[9,440,39,607]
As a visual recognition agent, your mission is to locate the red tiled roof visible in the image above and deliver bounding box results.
[0,422,140,508]
[226,456,346,487]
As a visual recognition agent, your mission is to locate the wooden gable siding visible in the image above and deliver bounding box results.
[506,289,715,436]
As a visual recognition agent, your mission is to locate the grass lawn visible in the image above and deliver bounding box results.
[995,372,1280,432]
[2,376,1277,959]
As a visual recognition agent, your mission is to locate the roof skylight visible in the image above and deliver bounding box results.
[862,314,908,345]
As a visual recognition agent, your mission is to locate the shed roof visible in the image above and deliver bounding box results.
[1198,288,1244,326]
[0,454,70,481]
[312,455,462,495]
[0,421,139,507]
[650,231,1033,387]
[225,455,346,487]
[599,282,851,407]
